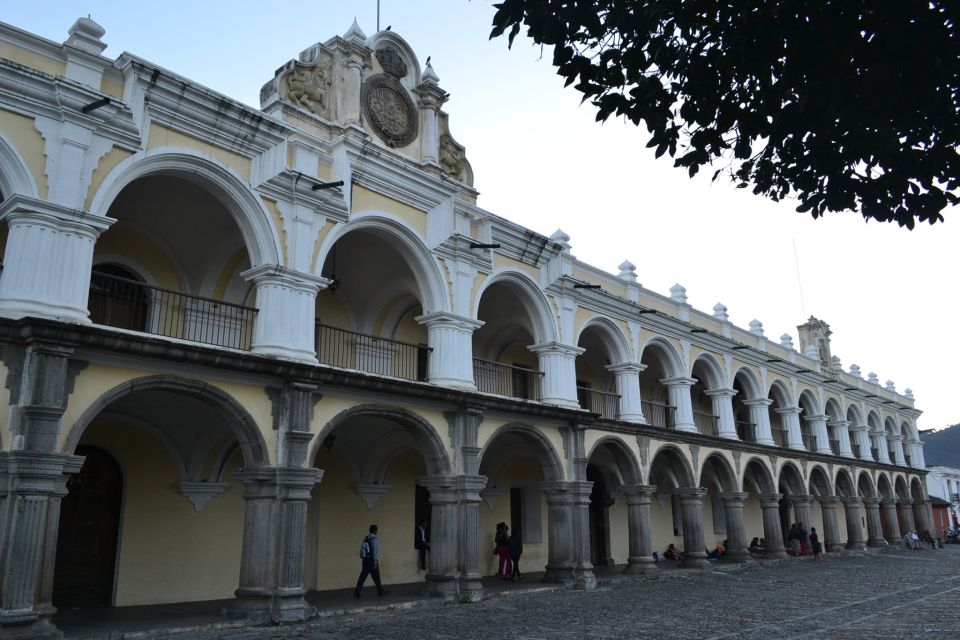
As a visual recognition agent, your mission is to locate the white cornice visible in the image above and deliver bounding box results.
[0,58,140,149]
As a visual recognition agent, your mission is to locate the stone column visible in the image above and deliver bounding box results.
[850,425,870,460]
[792,494,814,537]
[417,312,483,390]
[899,501,917,533]
[621,484,656,574]
[862,498,887,547]
[705,388,738,439]
[875,433,891,464]
[818,496,842,553]
[539,481,596,589]
[721,492,750,563]
[0,451,83,640]
[804,414,832,454]
[455,475,486,602]
[744,398,775,445]
[675,488,710,568]
[0,197,113,322]
[416,70,447,166]
[777,407,806,451]
[912,500,932,536]
[890,436,905,466]
[605,363,645,423]
[830,420,855,458]
[529,342,584,408]
[842,497,867,551]
[881,499,901,545]
[417,476,460,598]
[230,467,323,623]
[243,266,326,363]
[661,377,697,432]
[760,493,787,559]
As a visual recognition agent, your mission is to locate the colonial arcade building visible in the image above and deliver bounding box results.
[0,17,931,638]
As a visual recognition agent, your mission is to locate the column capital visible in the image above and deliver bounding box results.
[803,413,829,424]
[791,493,815,506]
[536,480,592,502]
[720,491,749,504]
[240,264,329,294]
[704,387,737,399]
[528,341,585,358]
[862,497,881,507]
[743,398,774,408]
[828,420,851,429]
[234,467,323,500]
[849,423,869,432]
[659,376,697,388]
[416,311,484,331]
[0,194,114,237]
[842,496,863,508]
[817,495,841,506]
[880,498,897,507]
[605,361,646,375]
[774,406,802,417]
[619,484,656,504]
[760,493,784,508]
[674,487,708,503]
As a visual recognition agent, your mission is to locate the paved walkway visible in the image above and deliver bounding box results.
[58,546,960,639]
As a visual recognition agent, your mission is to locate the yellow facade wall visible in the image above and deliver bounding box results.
[0,43,65,77]
[80,419,245,606]
[147,123,252,180]
[94,227,182,290]
[478,462,549,576]
[59,364,276,465]
[0,109,47,198]
[491,254,540,284]
[352,186,426,237]
[608,499,628,563]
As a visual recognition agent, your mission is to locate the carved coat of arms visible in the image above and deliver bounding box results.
[362,47,418,147]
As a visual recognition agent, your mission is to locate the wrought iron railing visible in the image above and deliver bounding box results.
[870,447,879,461]
[829,439,840,455]
[473,358,542,401]
[693,411,719,436]
[736,421,756,443]
[851,443,861,458]
[577,387,620,419]
[641,400,674,429]
[771,427,789,447]
[904,454,911,467]
[315,323,429,382]
[88,271,257,350]
[802,434,818,452]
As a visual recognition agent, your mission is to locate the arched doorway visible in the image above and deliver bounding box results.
[53,446,123,609]
[586,464,611,565]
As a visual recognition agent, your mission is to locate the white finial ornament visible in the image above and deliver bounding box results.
[849,364,861,378]
[550,229,571,253]
[867,372,879,384]
[423,58,439,84]
[749,319,764,337]
[617,260,637,282]
[780,334,794,349]
[713,303,728,322]
[344,18,366,42]
[670,284,687,304]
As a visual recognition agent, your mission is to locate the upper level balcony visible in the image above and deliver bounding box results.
[642,400,674,429]
[473,358,542,401]
[315,323,429,382]
[89,268,257,351]
[577,386,620,420]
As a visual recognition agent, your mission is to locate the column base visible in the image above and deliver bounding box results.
[867,537,889,548]
[574,567,597,590]
[623,557,658,574]
[228,589,313,623]
[0,619,61,640]
[680,552,711,569]
[725,550,751,563]
[845,541,867,551]
[763,548,788,560]
[457,575,484,603]
[884,536,901,546]
[673,423,697,433]
[424,574,460,600]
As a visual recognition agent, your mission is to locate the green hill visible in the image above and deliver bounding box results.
[920,423,960,467]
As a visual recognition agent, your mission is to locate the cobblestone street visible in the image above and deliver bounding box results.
[120,546,960,640]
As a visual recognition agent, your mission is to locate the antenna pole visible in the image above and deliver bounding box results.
[377,0,380,32]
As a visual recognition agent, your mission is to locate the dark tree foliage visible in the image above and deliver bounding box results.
[491,1,960,227]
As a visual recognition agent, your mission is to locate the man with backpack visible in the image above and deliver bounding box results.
[354,524,386,597]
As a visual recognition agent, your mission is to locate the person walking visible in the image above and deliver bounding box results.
[809,526,822,560]
[495,522,512,577]
[354,524,386,597]
[508,528,523,581]
[414,519,429,571]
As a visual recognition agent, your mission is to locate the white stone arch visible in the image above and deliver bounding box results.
[0,131,40,200]
[586,435,643,487]
[867,410,882,434]
[639,336,685,379]
[742,456,776,495]
[766,378,795,407]
[690,352,727,388]
[478,422,565,483]
[473,269,559,345]
[574,315,633,364]
[824,397,843,422]
[845,403,864,426]
[857,470,877,498]
[317,212,450,318]
[647,443,696,488]
[797,388,822,415]
[732,366,763,399]
[88,147,282,268]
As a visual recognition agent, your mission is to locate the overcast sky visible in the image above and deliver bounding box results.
[8,1,958,430]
